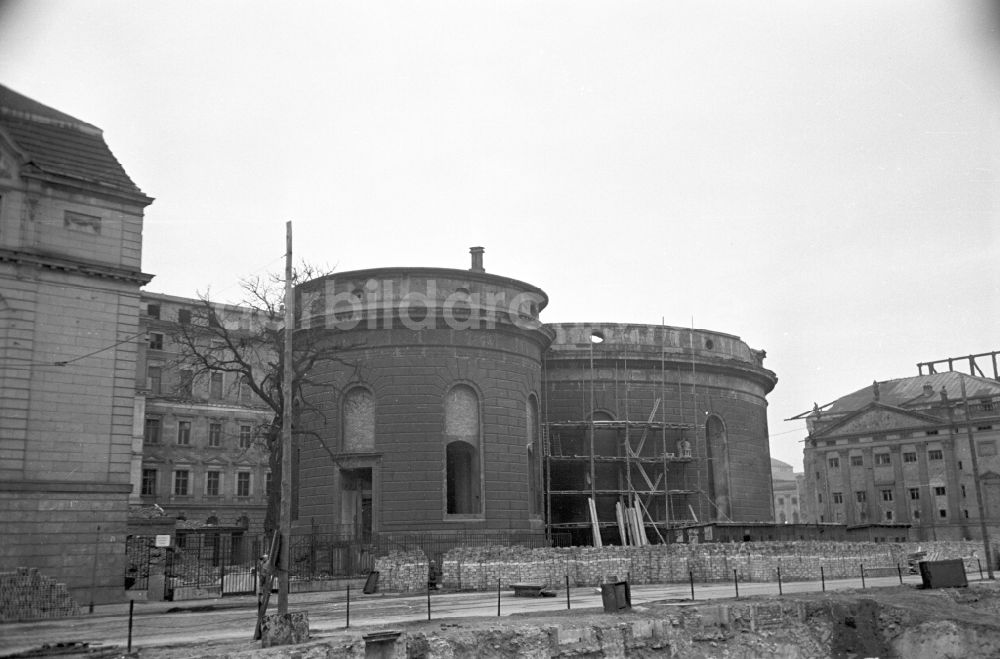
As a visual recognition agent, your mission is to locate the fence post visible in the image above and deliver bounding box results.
[689,570,695,600]
[427,581,431,621]
[777,566,782,595]
[979,559,985,581]
[821,566,826,592]
[897,563,903,584]
[346,584,350,629]
[565,575,570,610]
[860,563,866,589]
[497,578,501,617]
[127,599,134,652]
[733,569,739,600]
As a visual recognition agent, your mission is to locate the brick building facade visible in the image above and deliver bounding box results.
[801,372,1000,541]
[293,251,778,542]
[294,263,553,536]
[0,84,153,603]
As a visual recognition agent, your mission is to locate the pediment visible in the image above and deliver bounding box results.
[201,456,230,466]
[813,403,942,438]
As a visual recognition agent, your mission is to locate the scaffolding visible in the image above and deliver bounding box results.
[544,419,696,545]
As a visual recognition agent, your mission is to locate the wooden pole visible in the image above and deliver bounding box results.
[961,376,995,579]
[278,221,294,614]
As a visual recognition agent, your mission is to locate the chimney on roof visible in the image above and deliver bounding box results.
[469,246,485,273]
[923,383,934,397]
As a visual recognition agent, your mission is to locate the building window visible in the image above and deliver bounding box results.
[209,422,222,447]
[978,425,994,432]
[928,449,943,460]
[173,470,189,496]
[147,365,162,395]
[178,308,191,324]
[876,453,891,465]
[962,484,967,498]
[881,489,893,502]
[856,491,867,503]
[265,471,272,497]
[179,370,193,397]
[885,510,893,521]
[982,399,995,412]
[939,509,948,518]
[903,452,917,463]
[958,461,963,470]
[913,509,920,519]
[444,384,482,515]
[177,421,191,445]
[909,487,920,500]
[964,509,970,519]
[148,332,164,350]
[978,441,997,457]
[141,469,157,496]
[144,418,161,444]
[342,387,375,452]
[239,377,253,405]
[528,395,542,515]
[210,372,223,400]
[146,303,161,319]
[791,497,797,505]
[818,493,823,503]
[239,424,252,449]
[237,472,251,497]
[828,457,840,468]
[926,429,939,436]
[778,496,784,505]
[850,455,864,467]
[934,486,946,496]
[832,492,843,504]
[206,471,221,497]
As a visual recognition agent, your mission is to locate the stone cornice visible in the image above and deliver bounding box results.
[0,247,154,285]
[0,480,132,494]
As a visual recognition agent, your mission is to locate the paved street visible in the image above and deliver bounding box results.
[0,572,946,656]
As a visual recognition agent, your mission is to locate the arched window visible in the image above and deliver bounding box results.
[342,387,375,452]
[705,414,732,521]
[527,395,541,515]
[445,385,481,515]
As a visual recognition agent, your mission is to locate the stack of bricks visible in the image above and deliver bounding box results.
[425,540,985,592]
[373,551,428,592]
[0,567,80,622]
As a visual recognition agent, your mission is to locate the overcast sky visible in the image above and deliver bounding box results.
[1,1,997,470]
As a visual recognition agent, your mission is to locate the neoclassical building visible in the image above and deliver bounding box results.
[0,84,153,603]
[800,372,1000,541]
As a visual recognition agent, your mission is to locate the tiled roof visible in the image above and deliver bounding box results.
[826,372,1000,414]
[0,84,148,199]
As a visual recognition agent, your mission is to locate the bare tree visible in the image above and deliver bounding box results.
[171,264,349,533]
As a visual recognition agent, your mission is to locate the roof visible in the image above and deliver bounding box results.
[825,372,1000,415]
[0,84,149,200]
[770,457,792,469]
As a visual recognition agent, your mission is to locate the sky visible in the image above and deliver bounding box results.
[1,1,997,471]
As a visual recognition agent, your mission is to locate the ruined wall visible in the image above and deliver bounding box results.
[543,323,777,524]
[375,540,983,593]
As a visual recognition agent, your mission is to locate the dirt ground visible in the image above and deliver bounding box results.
[13,582,1000,658]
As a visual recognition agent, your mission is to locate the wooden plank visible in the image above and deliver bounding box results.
[588,497,603,547]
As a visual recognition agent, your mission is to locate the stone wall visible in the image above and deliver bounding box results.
[373,540,985,593]
[373,550,428,593]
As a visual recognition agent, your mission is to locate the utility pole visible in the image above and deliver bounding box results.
[961,376,994,579]
[278,221,294,613]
